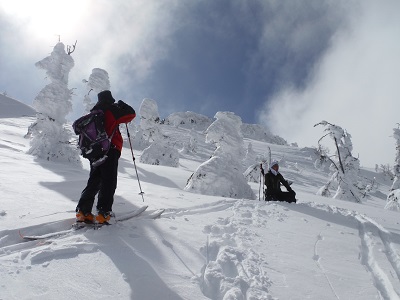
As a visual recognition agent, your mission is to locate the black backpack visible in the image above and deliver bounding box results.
[72,109,116,167]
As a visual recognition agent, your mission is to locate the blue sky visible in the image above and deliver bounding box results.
[1,0,400,167]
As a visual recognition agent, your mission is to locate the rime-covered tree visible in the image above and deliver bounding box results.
[139,98,179,167]
[27,42,80,165]
[82,68,110,112]
[180,129,199,154]
[185,111,255,199]
[139,98,161,143]
[386,125,400,211]
[242,142,257,170]
[314,121,362,202]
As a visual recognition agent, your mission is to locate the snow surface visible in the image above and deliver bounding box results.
[0,94,35,118]
[1,101,400,300]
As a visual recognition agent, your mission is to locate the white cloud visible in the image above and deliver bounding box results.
[0,0,185,113]
[259,0,400,167]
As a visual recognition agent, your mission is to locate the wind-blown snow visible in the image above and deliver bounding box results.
[1,100,400,300]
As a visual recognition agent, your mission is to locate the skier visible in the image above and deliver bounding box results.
[75,90,136,224]
[264,161,296,203]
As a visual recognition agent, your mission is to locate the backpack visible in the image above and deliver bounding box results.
[72,109,116,167]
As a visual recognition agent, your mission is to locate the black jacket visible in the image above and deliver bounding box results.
[264,170,292,196]
[92,90,136,151]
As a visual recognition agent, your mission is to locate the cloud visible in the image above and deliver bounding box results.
[0,0,184,110]
[2,0,398,168]
[1,0,346,121]
[259,0,400,167]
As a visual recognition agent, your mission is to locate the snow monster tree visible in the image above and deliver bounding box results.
[314,121,362,202]
[27,42,81,165]
[185,111,255,200]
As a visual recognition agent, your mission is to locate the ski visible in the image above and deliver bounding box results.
[145,208,165,219]
[113,205,149,222]
[19,228,80,241]
[20,205,149,241]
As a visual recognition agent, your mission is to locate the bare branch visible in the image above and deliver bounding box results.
[333,136,345,174]
[317,132,330,145]
[67,40,78,55]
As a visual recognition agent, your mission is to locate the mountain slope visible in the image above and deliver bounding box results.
[0,94,36,118]
[1,116,400,300]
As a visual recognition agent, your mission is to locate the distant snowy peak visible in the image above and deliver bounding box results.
[165,111,287,145]
[0,94,36,118]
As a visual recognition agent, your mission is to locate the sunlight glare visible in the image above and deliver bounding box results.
[1,0,89,40]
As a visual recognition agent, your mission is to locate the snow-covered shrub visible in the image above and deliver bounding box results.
[386,126,400,210]
[386,190,400,211]
[27,42,81,165]
[185,111,255,200]
[390,127,400,189]
[314,121,362,202]
[376,164,395,181]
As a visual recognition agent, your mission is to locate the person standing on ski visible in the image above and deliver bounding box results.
[76,90,136,224]
[264,161,296,203]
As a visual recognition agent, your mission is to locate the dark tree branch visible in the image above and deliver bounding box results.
[67,40,77,55]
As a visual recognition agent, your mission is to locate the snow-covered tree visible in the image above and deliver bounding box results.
[140,141,179,167]
[139,98,161,143]
[185,111,255,200]
[180,129,199,154]
[139,98,179,167]
[131,124,150,150]
[386,125,400,210]
[165,111,213,131]
[27,42,81,165]
[242,142,257,170]
[82,68,110,112]
[314,121,362,202]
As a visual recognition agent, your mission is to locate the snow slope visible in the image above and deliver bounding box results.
[1,108,400,299]
[0,94,35,118]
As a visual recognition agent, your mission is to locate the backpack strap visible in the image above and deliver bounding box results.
[107,125,118,148]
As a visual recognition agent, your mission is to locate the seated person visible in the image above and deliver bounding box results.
[264,161,296,203]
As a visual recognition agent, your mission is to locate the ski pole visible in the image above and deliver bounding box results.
[259,165,262,201]
[262,171,265,201]
[260,163,265,201]
[125,124,145,202]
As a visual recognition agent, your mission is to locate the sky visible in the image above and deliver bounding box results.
[0,0,399,168]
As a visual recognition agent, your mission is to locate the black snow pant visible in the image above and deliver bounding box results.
[76,148,121,214]
[265,191,296,203]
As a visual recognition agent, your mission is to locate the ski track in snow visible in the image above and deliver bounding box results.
[355,214,400,300]
[194,201,400,300]
[304,202,400,300]
[313,226,340,300]
[2,198,400,299]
